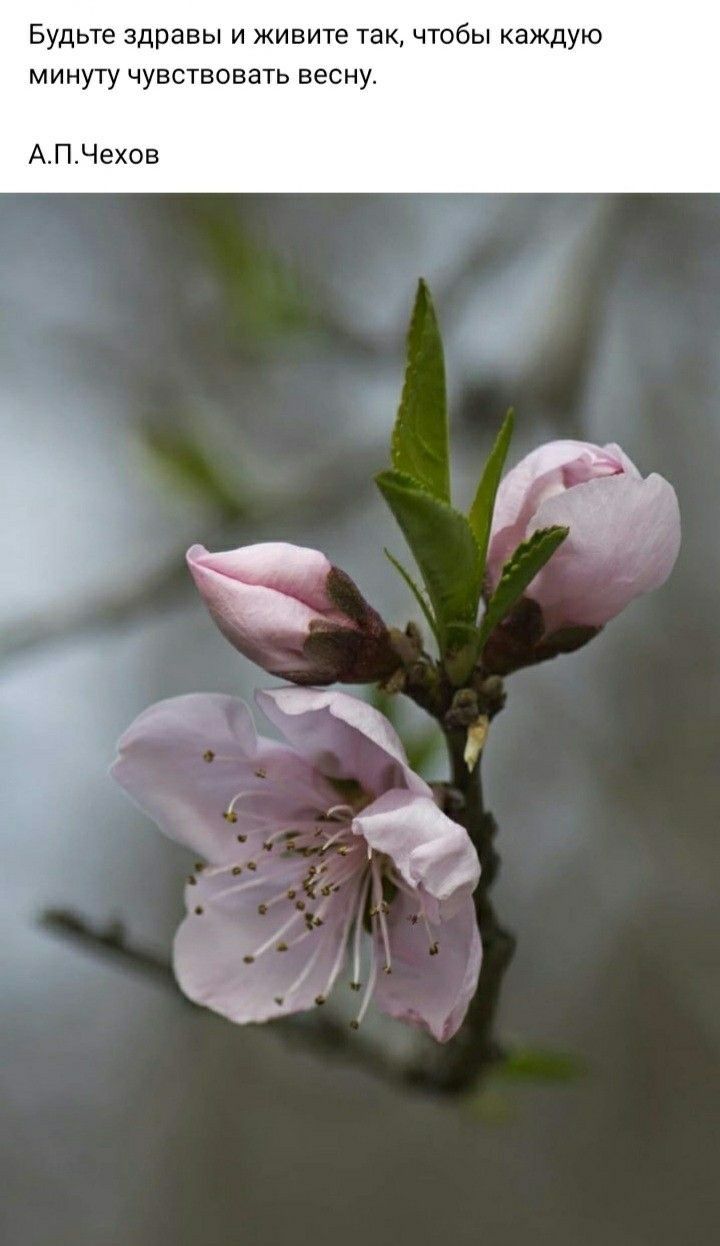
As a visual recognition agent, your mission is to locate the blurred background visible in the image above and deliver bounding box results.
[1,194,718,1245]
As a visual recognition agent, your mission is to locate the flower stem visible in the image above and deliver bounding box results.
[397,653,516,1092]
[429,730,516,1093]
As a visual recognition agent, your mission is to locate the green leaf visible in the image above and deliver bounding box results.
[495,1046,587,1084]
[384,548,439,643]
[468,409,515,576]
[376,470,482,652]
[391,280,450,502]
[478,526,569,650]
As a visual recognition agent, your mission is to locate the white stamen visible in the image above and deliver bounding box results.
[282,940,327,1005]
[324,804,355,822]
[205,874,265,902]
[389,870,439,955]
[351,867,372,988]
[261,827,303,849]
[319,826,348,853]
[248,910,302,960]
[320,875,364,1000]
[225,788,298,817]
[371,855,392,973]
[351,939,379,1029]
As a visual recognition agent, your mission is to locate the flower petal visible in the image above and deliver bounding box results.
[353,790,480,920]
[188,541,335,611]
[187,543,328,675]
[174,864,360,1023]
[111,693,333,865]
[530,471,681,630]
[489,440,624,580]
[256,687,430,799]
[374,891,481,1042]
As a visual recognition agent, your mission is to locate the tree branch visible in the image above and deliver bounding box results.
[38,907,462,1094]
[0,443,382,669]
[431,734,516,1092]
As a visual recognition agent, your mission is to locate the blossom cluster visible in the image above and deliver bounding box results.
[112,435,679,1041]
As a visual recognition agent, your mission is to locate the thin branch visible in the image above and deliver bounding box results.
[40,907,175,981]
[0,443,383,669]
[38,907,442,1093]
[2,562,190,666]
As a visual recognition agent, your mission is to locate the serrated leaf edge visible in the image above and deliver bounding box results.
[478,526,569,648]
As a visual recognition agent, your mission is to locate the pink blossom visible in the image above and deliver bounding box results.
[111,688,481,1041]
[187,542,395,685]
[487,440,681,633]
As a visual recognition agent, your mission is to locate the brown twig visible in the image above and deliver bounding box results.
[38,907,444,1093]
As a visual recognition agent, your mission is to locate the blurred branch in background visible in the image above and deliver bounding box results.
[0,198,622,671]
[0,439,383,667]
[178,194,394,362]
[458,196,621,430]
[0,557,189,666]
[38,907,429,1088]
[139,421,254,525]
[40,907,585,1109]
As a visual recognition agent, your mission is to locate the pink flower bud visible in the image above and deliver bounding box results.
[187,542,396,685]
[484,440,680,666]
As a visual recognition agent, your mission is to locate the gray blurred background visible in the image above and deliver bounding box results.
[1,194,718,1245]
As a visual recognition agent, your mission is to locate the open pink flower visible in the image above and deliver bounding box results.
[487,440,681,634]
[187,542,396,685]
[111,688,481,1042]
